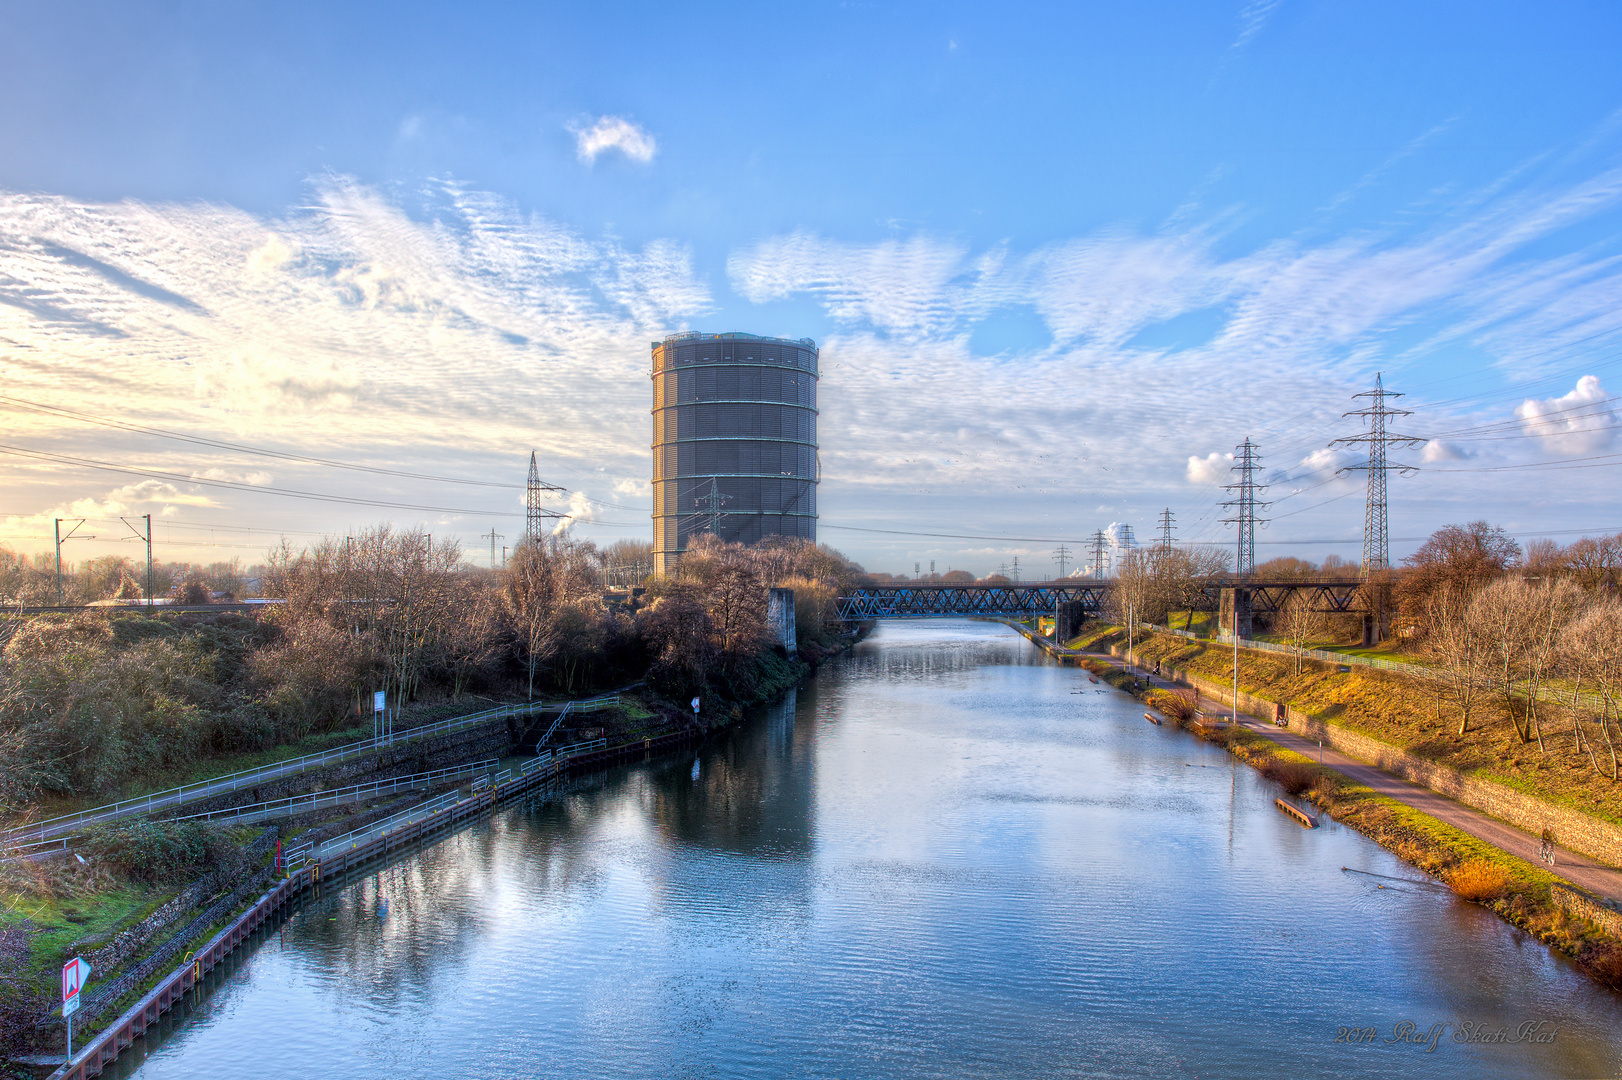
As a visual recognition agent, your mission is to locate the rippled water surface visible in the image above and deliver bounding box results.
[119,621,1622,1079]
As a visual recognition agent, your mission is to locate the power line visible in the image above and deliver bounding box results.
[0,442,565,519]
[0,394,539,491]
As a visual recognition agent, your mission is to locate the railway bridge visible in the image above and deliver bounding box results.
[836,578,1375,640]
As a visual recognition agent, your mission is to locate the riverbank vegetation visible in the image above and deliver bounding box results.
[1073,520,1622,826]
[1130,677,1622,989]
[0,530,865,815]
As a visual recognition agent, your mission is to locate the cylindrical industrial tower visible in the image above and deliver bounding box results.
[651,331,818,575]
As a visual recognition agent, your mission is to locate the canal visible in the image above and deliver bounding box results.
[115,620,1622,1078]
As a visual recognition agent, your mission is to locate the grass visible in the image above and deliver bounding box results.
[2,882,156,982]
[1109,626,1622,829]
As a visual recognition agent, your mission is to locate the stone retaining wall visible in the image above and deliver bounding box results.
[1553,884,1622,937]
[1113,644,1622,870]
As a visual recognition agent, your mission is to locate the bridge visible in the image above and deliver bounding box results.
[836,582,1108,620]
[836,578,1369,622]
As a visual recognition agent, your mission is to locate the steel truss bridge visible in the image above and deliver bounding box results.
[836,579,1368,620]
[837,583,1108,620]
[1221,580,1366,614]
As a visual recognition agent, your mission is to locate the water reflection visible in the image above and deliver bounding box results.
[116,620,1622,1080]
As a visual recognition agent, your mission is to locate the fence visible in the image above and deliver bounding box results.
[554,738,608,760]
[5,700,556,845]
[304,790,463,863]
[529,693,621,750]
[1147,624,1607,712]
[165,760,499,828]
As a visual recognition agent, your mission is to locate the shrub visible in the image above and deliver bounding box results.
[1447,859,1509,901]
[1272,761,1318,796]
[1145,689,1196,722]
[81,820,240,884]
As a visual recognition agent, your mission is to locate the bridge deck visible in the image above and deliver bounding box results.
[836,578,1368,619]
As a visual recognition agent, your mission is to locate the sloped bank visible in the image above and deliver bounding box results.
[1068,641,1622,993]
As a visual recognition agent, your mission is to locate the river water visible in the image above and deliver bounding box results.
[116,620,1622,1079]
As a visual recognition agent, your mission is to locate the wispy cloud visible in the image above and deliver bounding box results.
[1231,0,1284,51]
[569,115,658,165]
[0,177,709,549]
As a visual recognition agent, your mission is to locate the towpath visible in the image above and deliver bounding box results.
[1094,650,1622,906]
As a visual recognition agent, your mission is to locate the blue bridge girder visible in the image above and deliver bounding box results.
[837,583,1108,620]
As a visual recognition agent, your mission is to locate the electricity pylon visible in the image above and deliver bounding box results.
[1088,530,1110,579]
[1220,438,1270,578]
[525,451,565,545]
[1330,373,1425,575]
[1052,544,1072,578]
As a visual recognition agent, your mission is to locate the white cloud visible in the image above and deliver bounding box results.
[194,468,273,486]
[1187,452,1234,485]
[1421,439,1471,463]
[246,234,297,275]
[1514,375,1619,454]
[570,116,657,165]
[1293,447,1361,485]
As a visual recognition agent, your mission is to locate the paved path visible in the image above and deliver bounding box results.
[1092,651,1622,906]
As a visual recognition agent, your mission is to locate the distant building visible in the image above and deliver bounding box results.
[651,331,818,576]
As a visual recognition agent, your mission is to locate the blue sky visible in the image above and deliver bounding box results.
[3,0,1622,575]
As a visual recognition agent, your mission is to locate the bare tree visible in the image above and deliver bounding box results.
[1276,591,1327,674]
[501,536,603,700]
[1522,578,1584,752]
[1561,598,1622,780]
[1468,576,1539,744]
[1420,582,1490,737]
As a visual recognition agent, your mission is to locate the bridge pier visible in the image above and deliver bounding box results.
[1055,600,1088,644]
[1219,588,1253,639]
[767,588,796,652]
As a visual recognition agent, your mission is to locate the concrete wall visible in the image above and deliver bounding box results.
[1114,644,1622,870]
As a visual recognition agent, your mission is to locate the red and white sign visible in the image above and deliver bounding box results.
[62,957,90,1015]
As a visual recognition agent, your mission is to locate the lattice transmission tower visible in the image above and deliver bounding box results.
[1088,530,1110,579]
[1220,438,1270,578]
[1052,544,1072,578]
[1330,373,1425,575]
[525,450,566,545]
[1157,508,1176,552]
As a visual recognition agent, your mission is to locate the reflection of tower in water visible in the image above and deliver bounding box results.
[651,687,813,858]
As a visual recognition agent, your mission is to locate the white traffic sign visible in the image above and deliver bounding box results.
[374,690,386,713]
[62,956,90,1012]
[691,696,700,715]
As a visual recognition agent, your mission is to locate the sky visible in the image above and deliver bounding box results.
[3,0,1622,578]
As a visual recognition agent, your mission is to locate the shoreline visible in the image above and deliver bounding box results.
[1000,618,1622,995]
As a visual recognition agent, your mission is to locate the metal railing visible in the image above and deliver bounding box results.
[3,700,554,845]
[554,737,608,759]
[530,693,622,751]
[312,790,463,861]
[165,760,499,827]
[1209,630,1433,676]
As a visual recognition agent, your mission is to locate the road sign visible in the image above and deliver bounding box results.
[62,956,90,1013]
[374,690,386,713]
[690,696,700,715]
